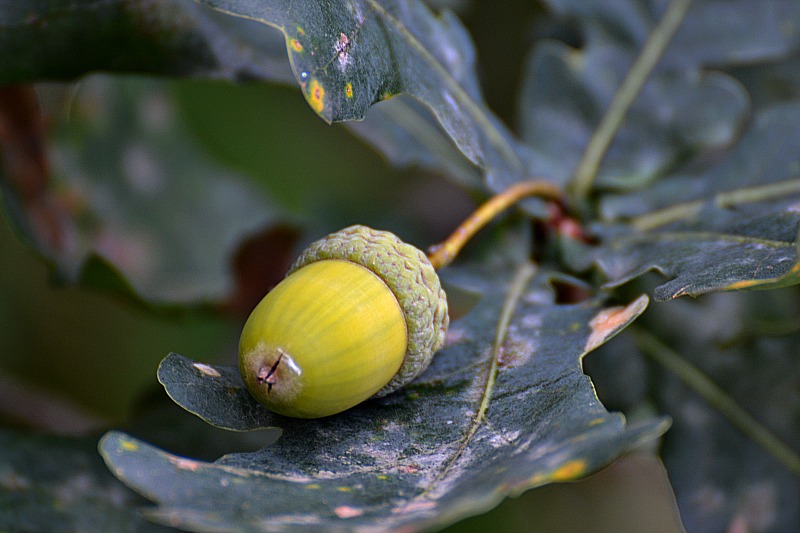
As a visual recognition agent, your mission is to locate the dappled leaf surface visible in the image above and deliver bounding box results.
[157,354,277,432]
[0,0,293,84]
[0,76,289,304]
[101,264,667,532]
[592,103,800,300]
[0,428,171,533]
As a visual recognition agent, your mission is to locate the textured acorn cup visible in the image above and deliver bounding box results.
[238,225,449,418]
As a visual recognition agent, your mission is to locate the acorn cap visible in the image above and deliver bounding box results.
[289,225,449,396]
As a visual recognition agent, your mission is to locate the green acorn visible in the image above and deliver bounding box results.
[238,225,449,418]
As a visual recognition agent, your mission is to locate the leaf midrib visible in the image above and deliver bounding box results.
[415,261,537,500]
[628,177,800,231]
[613,230,794,249]
[363,0,524,172]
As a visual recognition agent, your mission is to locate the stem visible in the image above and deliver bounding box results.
[570,0,692,202]
[422,261,537,497]
[634,328,800,478]
[632,177,800,231]
[427,179,561,270]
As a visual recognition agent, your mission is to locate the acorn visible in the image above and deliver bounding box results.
[238,225,449,418]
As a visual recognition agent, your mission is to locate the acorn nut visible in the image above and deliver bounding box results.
[238,225,449,418]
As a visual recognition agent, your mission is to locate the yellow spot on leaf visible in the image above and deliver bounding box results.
[336,486,352,493]
[290,38,303,53]
[296,26,305,36]
[120,439,138,452]
[308,79,325,114]
[345,82,354,99]
[306,483,320,490]
[726,279,759,290]
[551,459,587,481]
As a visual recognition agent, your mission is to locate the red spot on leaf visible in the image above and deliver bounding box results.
[334,506,364,519]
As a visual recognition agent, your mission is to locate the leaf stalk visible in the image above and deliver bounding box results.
[570,0,692,202]
[633,328,800,478]
[631,177,800,231]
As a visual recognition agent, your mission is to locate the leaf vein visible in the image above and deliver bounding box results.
[415,261,536,499]
[614,231,795,249]
[363,0,523,172]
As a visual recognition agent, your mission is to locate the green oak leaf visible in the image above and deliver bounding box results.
[592,103,800,300]
[651,293,800,533]
[516,0,789,191]
[545,0,800,68]
[100,262,668,532]
[156,353,276,432]
[0,0,511,196]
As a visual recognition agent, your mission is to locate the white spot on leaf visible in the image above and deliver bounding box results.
[193,363,222,378]
[335,33,353,70]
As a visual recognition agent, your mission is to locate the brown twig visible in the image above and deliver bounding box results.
[427,179,562,270]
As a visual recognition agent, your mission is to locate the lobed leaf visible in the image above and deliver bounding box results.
[101,263,667,532]
[157,354,277,432]
[516,0,779,192]
[0,0,501,195]
[592,103,800,300]
[545,0,800,69]
[649,293,800,533]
